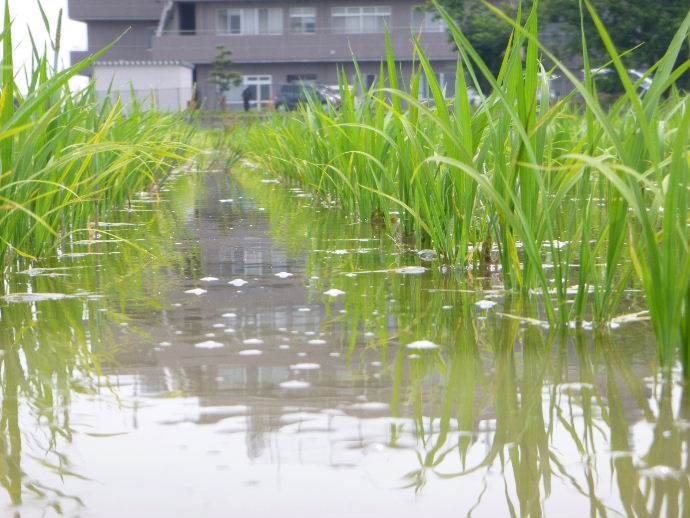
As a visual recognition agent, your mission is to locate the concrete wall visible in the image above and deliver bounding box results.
[94,64,194,111]
[68,0,163,21]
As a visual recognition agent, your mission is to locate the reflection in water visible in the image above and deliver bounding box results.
[0,167,687,517]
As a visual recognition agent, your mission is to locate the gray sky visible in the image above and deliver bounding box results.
[8,0,87,83]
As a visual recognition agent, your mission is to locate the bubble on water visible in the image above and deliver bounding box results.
[442,305,453,310]
[304,331,316,336]
[339,309,347,314]
[639,465,683,480]
[417,249,438,261]
[159,341,172,347]
[185,288,207,296]
[324,288,346,297]
[278,327,288,332]
[242,338,264,345]
[222,313,237,318]
[1,292,73,303]
[239,349,262,356]
[348,402,389,412]
[406,340,440,350]
[205,333,216,338]
[212,323,226,329]
[278,345,290,350]
[200,277,219,282]
[228,279,248,287]
[224,328,236,334]
[195,340,224,349]
[297,307,311,312]
[279,380,310,389]
[290,363,321,370]
[275,272,293,279]
[174,331,183,335]
[407,354,421,360]
[297,352,307,357]
[219,199,234,203]
[475,300,497,310]
[331,249,349,255]
[308,339,327,345]
[329,352,341,357]
[395,266,427,274]
[370,361,382,367]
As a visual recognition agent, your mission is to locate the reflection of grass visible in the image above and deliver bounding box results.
[242,1,690,374]
[0,170,200,509]
[238,163,689,517]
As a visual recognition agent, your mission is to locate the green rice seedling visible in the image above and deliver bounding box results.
[0,1,194,262]
[243,0,690,373]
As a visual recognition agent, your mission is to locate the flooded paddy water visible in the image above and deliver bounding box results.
[0,166,688,518]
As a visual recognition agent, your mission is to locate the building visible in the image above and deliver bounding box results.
[68,1,458,111]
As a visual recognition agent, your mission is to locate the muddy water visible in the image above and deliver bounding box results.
[0,169,688,518]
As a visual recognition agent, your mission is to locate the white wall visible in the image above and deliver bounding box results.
[94,64,193,111]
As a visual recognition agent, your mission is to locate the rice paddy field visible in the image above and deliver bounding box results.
[1,1,690,517]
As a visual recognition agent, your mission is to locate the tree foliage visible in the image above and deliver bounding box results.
[208,45,242,93]
[433,0,690,88]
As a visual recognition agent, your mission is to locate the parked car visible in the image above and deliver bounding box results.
[589,68,653,94]
[274,84,341,111]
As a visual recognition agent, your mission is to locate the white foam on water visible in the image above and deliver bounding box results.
[348,402,390,412]
[308,339,327,345]
[274,272,294,279]
[278,345,290,350]
[224,328,235,334]
[242,338,264,345]
[222,313,237,318]
[195,340,224,349]
[1,293,73,303]
[200,277,219,282]
[279,380,310,389]
[406,340,440,350]
[205,333,216,338]
[395,266,427,274]
[475,299,497,310]
[329,352,341,357]
[297,307,311,312]
[289,363,321,370]
[212,323,226,328]
[324,288,346,297]
[228,279,248,287]
[159,341,172,347]
[184,288,207,296]
[238,349,262,356]
[219,199,234,203]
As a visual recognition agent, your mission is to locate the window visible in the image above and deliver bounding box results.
[411,7,446,33]
[217,8,283,35]
[421,72,456,99]
[287,74,318,86]
[331,6,391,34]
[290,7,316,33]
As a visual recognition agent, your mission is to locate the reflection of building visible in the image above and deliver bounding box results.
[68,1,457,111]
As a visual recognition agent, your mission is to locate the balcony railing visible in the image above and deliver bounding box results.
[151,27,455,64]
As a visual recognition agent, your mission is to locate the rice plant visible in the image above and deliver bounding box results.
[243,0,690,374]
[0,0,194,262]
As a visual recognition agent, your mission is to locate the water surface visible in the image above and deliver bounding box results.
[0,168,688,517]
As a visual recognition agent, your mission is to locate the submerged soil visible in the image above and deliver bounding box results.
[0,168,687,518]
